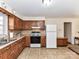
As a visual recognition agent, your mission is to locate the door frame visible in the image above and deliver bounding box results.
[64,22,72,44]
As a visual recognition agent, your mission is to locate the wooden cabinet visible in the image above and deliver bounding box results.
[36,21,45,29]
[57,38,68,46]
[22,20,45,30]
[0,54,2,59]
[2,46,11,59]
[0,51,2,59]
[23,21,32,30]
[14,17,19,30]
[9,16,45,30]
[9,16,23,30]
[41,36,46,47]
[8,15,15,30]
[19,19,22,30]
[10,41,19,59]
[0,36,27,59]
[15,18,23,30]
[0,7,23,31]
[26,36,30,47]
[22,37,27,48]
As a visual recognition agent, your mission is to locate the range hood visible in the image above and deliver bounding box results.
[32,27,41,29]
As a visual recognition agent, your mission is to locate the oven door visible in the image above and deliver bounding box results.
[31,36,40,44]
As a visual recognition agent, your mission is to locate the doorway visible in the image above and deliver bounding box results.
[64,22,72,43]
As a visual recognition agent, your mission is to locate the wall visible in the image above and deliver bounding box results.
[45,18,79,44]
[22,17,45,21]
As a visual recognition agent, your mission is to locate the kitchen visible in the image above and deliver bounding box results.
[0,0,79,59]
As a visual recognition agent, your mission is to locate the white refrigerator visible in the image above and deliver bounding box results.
[46,25,57,48]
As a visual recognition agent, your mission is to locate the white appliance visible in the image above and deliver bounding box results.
[46,24,57,48]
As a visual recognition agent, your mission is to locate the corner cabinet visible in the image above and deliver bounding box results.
[8,15,23,30]
[0,36,27,59]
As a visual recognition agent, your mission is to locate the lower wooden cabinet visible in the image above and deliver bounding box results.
[22,37,27,48]
[41,36,46,47]
[2,46,11,59]
[0,36,27,59]
[0,54,2,59]
[57,37,68,46]
[26,36,30,47]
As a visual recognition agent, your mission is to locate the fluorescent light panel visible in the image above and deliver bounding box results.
[42,0,53,7]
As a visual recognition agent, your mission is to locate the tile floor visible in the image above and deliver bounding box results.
[17,47,79,59]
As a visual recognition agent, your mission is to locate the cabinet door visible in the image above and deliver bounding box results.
[10,50,16,59]
[41,36,46,47]
[8,16,15,30]
[32,21,37,27]
[22,37,27,48]
[2,46,11,59]
[14,17,19,30]
[57,38,68,46]
[57,39,63,46]
[23,21,32,30]
[0,54,2,59]
[63,39,68,46]
[20,20,23,30]
[37,21,45,29]
[26,36,30,47]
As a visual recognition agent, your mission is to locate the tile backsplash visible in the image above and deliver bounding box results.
[9,31,22,38]
[9,30,46,39]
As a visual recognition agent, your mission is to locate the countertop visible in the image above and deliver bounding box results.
[0,36,25,49]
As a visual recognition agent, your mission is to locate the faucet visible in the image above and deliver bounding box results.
[3,35,10,42]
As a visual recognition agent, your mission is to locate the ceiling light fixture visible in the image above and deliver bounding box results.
[42,0,54,7]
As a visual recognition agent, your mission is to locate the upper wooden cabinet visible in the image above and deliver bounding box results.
[14,17,23,30]
[0,7,23,30]
[8,15,23,30]
[23,21,33,30]
[8,15,15,30]
[9,16,45,30]
[22,20,45,30]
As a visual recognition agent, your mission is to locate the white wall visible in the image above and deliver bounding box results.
[22,17,45,21]
[45,18,79,44]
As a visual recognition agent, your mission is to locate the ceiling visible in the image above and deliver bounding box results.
[5,0,79,18]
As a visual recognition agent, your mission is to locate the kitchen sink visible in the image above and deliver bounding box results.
[9,38,16,41]
[0,39,8,46]
[0,37,17,46]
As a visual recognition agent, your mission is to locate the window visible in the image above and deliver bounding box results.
[0,16,4,35]
[0,13,8,37]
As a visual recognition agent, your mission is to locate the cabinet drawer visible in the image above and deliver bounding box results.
[2,46,11,52]
[0,54,2,59]
[57,38,68,46]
